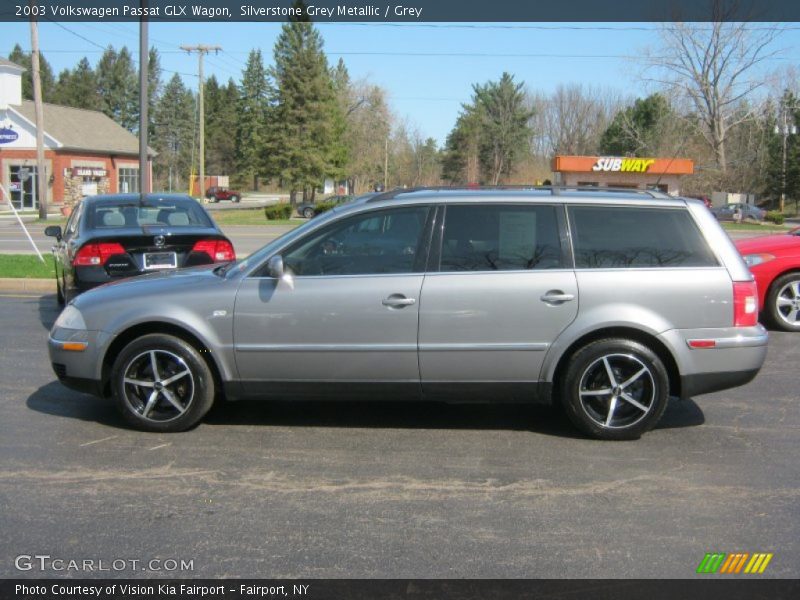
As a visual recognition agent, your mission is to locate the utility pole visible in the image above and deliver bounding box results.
[29,16,47,220]
[383,136,388,190]
[139,2,148,197]
[180,45,221,199]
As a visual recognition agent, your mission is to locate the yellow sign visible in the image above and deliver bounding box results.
[592,157,656,173]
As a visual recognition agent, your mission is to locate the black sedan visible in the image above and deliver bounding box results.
[296,194,354,219]
[45,194,236,305]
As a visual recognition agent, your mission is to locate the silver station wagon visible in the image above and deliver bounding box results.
[48,188,768,439]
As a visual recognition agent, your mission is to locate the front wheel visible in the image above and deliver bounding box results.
[302,207,315,219]
[111,334,215,432]
[560,338,669,440]
[766,273,800,331]
[230,195,240,203]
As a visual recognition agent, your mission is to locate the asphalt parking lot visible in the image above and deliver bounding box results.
[0,293,798,579]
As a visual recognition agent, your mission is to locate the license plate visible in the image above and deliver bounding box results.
[143,252,177,270]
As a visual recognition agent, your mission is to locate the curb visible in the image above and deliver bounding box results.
[0,277,55,293]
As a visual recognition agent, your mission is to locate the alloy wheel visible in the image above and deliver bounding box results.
[578,353,656,429]
[121,349,195,422]
[775,280,800,327]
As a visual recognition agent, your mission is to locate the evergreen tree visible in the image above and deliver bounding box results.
[599,93,673,156]
[205,76,239,176]
[266,15,346,203]
[96,46,138,131]
[152,74,196,192]
[8,44,55,102]
[53,58,99,110]
[471,72,534,185]
[235,49,271,190]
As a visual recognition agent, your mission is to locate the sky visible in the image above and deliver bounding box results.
[4,21,798,145]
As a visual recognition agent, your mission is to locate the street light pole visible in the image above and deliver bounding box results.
[776,100,798,214]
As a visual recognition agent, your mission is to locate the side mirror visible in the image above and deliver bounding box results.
[266,255,285,279]
[44,225,62,241]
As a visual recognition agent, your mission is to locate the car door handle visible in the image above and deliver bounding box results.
[382,295,416,308]
[540,291,575,304]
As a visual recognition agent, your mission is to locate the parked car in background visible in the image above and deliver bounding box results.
[711,202,766,222]
[48,188,767,440]
[205,186,241,203]
[296,194,354,219]
[736,228,800,331]
[45,193,235,305]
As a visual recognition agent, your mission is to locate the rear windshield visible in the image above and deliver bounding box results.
[88,199,213,229]
[568,206,719,268]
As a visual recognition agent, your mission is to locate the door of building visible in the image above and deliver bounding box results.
[9,166,38,210]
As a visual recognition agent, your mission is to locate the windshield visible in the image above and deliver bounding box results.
[220,209,341,278]
[89,198,213,229]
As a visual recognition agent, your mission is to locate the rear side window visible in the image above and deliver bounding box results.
[439,204,563,271]
[568,206,718,268]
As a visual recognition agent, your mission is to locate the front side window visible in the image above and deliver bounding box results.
[439,204,563,272]
[568,206,718,268]
[282,206,430,276]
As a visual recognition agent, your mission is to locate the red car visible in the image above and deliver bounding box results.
[735,228,800,331]
[205,186,241,203]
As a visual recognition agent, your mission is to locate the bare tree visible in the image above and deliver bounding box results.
[642,6,783,172]
[528,84,623,157]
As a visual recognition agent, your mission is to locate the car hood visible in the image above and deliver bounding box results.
[72,263,227,308]
[735,233,800,254]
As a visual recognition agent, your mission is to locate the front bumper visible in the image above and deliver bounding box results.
[658,325,769,399]
[48,330,112,397]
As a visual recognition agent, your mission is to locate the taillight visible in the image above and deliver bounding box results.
[192,239,235,262]
[733,281,758,327]
[73,243,126,266]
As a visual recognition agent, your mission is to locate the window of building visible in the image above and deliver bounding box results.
[439,204,563,272]
[568,206,718,268]
[119,167,139,194]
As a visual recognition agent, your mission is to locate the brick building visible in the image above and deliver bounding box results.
[0,57,152,211]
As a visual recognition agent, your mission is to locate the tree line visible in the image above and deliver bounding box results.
[8,13,799,208]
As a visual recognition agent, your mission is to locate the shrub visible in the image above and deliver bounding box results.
[313,201,337,215]
[765,211,785,225]
[264,204,292,220]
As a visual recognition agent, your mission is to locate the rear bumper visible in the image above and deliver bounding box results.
[680,368,760,398]
[658,325,768,399]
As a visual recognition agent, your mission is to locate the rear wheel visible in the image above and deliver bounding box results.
[111,334,215,432]
[766,273,800,332]
[230,195,240,203]
[302,206,315,219]
[560,338,669,440]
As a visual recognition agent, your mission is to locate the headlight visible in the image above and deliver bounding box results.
[743,253,775,267]
[53,305,87,330]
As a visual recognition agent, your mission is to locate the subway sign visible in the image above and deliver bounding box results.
[592,157,656,173]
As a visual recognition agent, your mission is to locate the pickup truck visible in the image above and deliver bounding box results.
[205,186,241,203]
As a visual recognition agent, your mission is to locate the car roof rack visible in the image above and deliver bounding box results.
[363,185,672,203]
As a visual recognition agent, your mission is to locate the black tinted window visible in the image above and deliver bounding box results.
[440,204,563,271]
[283,206,429,276]
[568,206,718,268]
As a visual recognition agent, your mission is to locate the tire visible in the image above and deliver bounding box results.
[559,338,669,440]
[111,333,216,432]
[765,272,800,332]
[55,275,65,306]
[231,195,240,203]
[302,207,315,219]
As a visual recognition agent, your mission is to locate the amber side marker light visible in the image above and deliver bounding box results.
[60,342,88,352]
